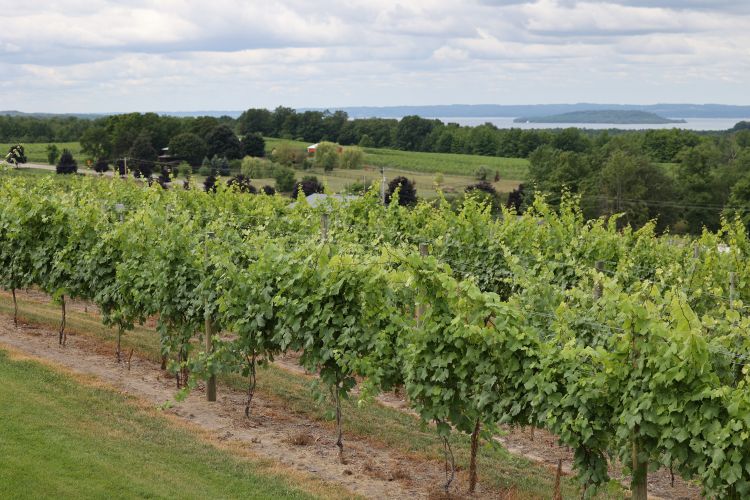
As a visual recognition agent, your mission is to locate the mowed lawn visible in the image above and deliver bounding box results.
[0,348,337,500]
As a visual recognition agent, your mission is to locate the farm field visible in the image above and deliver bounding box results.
[0,142,83,164]
[264,137,529,179]
[0,289,606,499]
[0,346,336,500]
[1,172,733,498]
[4,140,523,197]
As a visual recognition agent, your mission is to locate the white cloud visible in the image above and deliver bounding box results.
[0,0,748,111]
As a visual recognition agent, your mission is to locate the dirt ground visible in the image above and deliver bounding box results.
[0,290,704,499]
[0,315,501,499]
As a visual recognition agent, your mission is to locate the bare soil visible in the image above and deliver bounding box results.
[0,314,490,499]
[0,289,704,499]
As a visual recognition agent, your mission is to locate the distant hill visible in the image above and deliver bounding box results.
[301,104,750,119]
[4,104,750,121]
[513,110,686,124]
[0,110,106,119]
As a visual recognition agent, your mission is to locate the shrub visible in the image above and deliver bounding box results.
[46,144,59,165]
[344,181,366,195]
[204,175,218,193]
[271,143,306,167]
[340,147,364,170]
[273,166,296,192]
[506,183,528,213]
[5,144,27,167]
[261,185,276,195]
[474,165,490,181]
[178,161,192,178]
[198,165,211,177]
[314,141,340,171]
[56,149,78,174]
[241,157,279,178]
[229,159,242,175]
[465,180,497,196]
[215,156,231,176]
[385,176,417,206]
[227,174,257,194]
[292,176,325,198]
[93,158,109,173]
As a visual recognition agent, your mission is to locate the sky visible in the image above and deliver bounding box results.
[1,0,749,113]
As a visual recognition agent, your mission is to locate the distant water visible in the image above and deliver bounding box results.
[433,117,748,131]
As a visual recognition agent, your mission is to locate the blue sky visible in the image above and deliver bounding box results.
[1,0,748,112]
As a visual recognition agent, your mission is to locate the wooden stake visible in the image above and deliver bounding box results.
[12,288,17,327]
[58,295,66,346]
[416,243,429,322]
[321,213,329,242]
[553,459,563,500]
[594,261,604,300]
[205,231,216,402]
[468,418,481,493]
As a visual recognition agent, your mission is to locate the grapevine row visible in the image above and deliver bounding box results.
[2,172,750,497]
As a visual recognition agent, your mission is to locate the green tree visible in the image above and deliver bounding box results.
[395,115,437,151]
[237,108,273,136]
[46,144,59,165]
[588,149,677,230]
[240,133,266,158]
[273,166,296,192]
[552,128,590,153]
[528,145,592,195]
[206,124,241,160]
[676,143,723,232]
[726,172,750,232]
[128,132,158,178]
[340,147,364,170]
[168,133,208,166]
[313,141,340,171]
[80,126,112,161]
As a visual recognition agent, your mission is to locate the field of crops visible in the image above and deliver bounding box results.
[3,171,750,498]
[360,147,528,178]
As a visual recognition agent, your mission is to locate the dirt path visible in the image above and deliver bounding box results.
[0,318,459,499]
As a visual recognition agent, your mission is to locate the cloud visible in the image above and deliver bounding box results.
[0,0,748,111]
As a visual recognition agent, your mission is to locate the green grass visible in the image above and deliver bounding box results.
[0,347,345,500]
[0,291,624,499]
[1,142,83,164]
[264,138,528,179]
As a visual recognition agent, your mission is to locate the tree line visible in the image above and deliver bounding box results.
[4,109,746,164]
[523,127,750,234]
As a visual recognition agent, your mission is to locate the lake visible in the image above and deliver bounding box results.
[432,117,748,131]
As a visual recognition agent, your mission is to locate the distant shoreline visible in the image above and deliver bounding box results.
[513,110,686,125]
